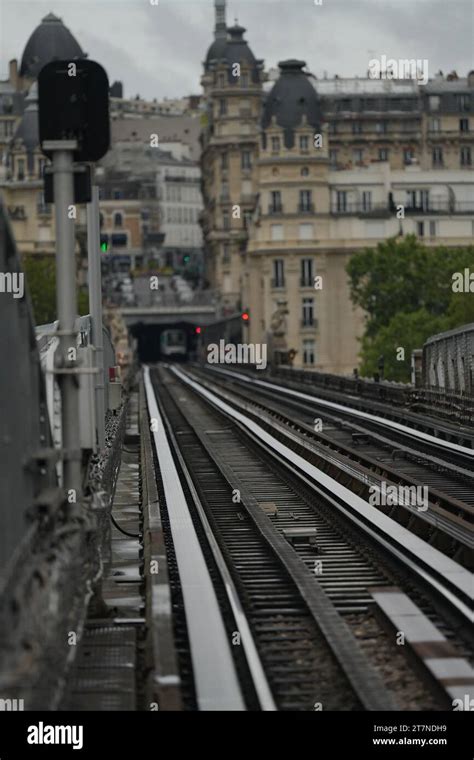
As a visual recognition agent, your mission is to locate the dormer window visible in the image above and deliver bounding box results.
[17,158,25,181]
[299,135,310,152]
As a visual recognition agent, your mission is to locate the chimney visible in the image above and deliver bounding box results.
[9,59,19,90]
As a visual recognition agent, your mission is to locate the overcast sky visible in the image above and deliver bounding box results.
[1,0,472,99]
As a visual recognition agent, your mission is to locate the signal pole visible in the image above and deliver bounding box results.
[44,140,83,499]
[87,179,106,450]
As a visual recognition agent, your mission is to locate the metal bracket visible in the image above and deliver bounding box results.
[42,140,78,151]
[47,367,99,375]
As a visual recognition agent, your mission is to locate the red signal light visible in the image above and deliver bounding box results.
[241,312,249,321]
[195,326,202,334]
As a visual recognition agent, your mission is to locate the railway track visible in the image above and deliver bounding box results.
[142,364,473,711]
[196,365,473,566]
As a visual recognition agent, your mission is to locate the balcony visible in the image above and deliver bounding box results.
[330,201,390,215]
[271,278,285,289]
[300,278,314,288]
[298,203,315,214]
[37,203,52,216]
[268,204,283,215]
[301,318,318,329]
[404,200,474,214]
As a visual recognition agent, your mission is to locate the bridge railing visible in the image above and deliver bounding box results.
[0,198,57,585]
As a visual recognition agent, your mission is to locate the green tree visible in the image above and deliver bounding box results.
[347,235,474,337]
[347,236,474,380]
[22,254,89,326]
[22,255,57,325]
[360,308,448,382]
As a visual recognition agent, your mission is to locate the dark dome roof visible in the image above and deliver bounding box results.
[20,12,85,79]
[205,38,228,66]
[205,24,260,80]
[262,60,323,148]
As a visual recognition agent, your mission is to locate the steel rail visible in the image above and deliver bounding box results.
[206,366,474,461]
[172,367,472,624]
[155,371,277,711]
[143,366,244,711]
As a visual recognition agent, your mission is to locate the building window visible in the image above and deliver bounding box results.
[429,118,441,132]
[429,221,436,237]
[375,122,387,134]
[223,210,230,230]
[461,147,472,166]
[353,148,364,164]
[336,190,347,212]
[301,167,309,177]
[243,210,252,228]
[302,298,314,326]
[299,135,310,152]
[271,224,284,241]
[406,190,429,210]
[352,121,362,134]
[16,158,25,180]
[429,96,440,111]
[271,136,280,152]
[403,148,414,165]
[299,223,313,240]
[301,258,314,287]
[219,98,227,115]
[111,233,127,247]
[362,191,372,211]
[222,243,230,263]
[329,149,338,167]
[417,221,424,237]
[114,212,123,227]
[270,190,282,213]
[241,72,249,87]
[378,148,389,161]
[218,73,225,88]
[456,94,470,112]
[432,147,443,166]
[221,180,229,200]
[303,339,315,365]
[241,150,252,170]
[221,152,228,169]
[272,259,285,287]
[329,122,337,134]
[113,189,123,199]
[460,118,469,132]
[299,189,313,212]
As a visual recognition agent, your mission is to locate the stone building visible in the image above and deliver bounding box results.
[0,14,87,258]
[200,3,265,310]
[200,1,474,372]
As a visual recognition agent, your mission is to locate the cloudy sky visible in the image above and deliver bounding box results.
[0,0,472,99]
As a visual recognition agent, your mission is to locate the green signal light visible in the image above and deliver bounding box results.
[101,243,108,252]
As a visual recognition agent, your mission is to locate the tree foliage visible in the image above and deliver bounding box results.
[22,254,89,327]
[347,236,474,381]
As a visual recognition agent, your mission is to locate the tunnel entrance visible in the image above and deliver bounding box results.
[130,322,200,363]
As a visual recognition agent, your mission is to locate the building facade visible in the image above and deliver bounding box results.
[200,1,474,372]
[200,11,264,309]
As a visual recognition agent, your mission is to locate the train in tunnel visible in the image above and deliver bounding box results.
[130,322,199,363]
[160,329,187,359]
